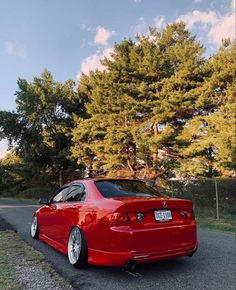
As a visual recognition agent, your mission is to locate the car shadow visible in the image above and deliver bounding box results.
[86,257,193,278]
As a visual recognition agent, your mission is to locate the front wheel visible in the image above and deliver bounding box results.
[68,227,88,268]
[30,215,39,239]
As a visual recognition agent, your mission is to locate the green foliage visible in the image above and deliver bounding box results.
[0,70,87,189]
[177,43,236,177]
[72,22,220,178]
[0,23,235,195]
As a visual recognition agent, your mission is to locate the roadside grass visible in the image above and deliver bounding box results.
[0,185,56,202]
[0,231,71,290]
[197,218,236,233]
[0,232,23,290]
[0,196,39,204]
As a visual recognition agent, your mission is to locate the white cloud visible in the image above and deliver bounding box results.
[177,0,236,45]
[133,17,148,35]
[208,12,235,44]
[232,0,236,10]
[134,0,142,3]
[193,0,202,3]
[4,41,27,58]
[154,16,166,30]
[80,23,92,32]
[177,10,218,30]
[94,26,116,46]
[133,15,166,36]
[81,23,86,30]
[77,47,114,79]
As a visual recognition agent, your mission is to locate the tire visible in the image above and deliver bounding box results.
[31,215,39,239]
[68,226,88,268]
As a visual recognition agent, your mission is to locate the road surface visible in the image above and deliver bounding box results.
[0,198,235,290]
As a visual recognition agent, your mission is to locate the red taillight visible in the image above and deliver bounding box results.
[100,212,128,222]
[180,209,195,220]
[128,213,137,222]
[100,212,144,223]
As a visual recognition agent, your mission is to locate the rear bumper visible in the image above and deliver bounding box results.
[88,243,198,266]
[87,222,198,266]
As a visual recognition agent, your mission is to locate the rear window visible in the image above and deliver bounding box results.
[95,180,161,198]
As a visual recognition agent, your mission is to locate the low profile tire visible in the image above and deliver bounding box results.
[68,226,88,268]
[31,215,39,239]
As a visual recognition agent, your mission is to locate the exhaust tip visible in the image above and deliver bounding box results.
[124,259,136,271]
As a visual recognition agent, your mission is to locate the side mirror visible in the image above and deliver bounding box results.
[39,197,50,205]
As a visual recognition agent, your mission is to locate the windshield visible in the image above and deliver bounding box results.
[95,180,161,198]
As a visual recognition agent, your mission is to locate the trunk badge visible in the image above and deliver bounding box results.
[162,201,168,208]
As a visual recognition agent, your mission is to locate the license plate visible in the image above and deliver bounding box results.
[154,210,172,222]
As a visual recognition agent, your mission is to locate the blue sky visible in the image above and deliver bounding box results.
[0,0,235,156]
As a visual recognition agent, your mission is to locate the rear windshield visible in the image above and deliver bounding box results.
[95,180,161,198]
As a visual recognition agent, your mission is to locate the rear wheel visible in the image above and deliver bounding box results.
[30,215,39,239]
[68,227,88,268]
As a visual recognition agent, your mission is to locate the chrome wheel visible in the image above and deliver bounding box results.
[31,216,38,237]
[68,227,82,265]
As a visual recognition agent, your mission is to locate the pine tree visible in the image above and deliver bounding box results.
[177,42,236,177]
[72,23,207,178]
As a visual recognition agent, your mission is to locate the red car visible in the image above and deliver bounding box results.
[31,178,197,268]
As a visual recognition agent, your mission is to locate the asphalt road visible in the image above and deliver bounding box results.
[0,199,235,290]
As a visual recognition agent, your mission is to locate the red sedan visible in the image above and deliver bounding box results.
[31,178,198,268]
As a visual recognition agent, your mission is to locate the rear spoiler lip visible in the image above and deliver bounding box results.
[116,198,193,212]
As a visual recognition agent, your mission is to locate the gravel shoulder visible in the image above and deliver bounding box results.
[0,217,72,290]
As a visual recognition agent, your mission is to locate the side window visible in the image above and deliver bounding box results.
[65,184,86,202]
[52,187,69,203]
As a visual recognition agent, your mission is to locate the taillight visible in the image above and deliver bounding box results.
[180,209,195,220]
[100,212,145,223]
[128,212,144,221]
[100,212,128,222]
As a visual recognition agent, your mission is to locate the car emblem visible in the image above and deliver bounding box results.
[162,201,168,208]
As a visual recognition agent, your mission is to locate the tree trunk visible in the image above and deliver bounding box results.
[59,169,63,187]
[127,159,135,176]
[152,121,158,173]
[207,146,214,178]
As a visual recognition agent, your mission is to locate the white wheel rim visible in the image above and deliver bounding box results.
[68,228,82,264]
[31,216,37,237]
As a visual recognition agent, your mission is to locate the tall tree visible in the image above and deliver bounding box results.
[0,69,87,185]
[72,23,207,178]
[177,42,236,177]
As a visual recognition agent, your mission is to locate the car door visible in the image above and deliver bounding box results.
[53,183,87,246]
[39,186,69,241]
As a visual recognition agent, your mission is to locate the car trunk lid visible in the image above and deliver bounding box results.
[112,197,194,227]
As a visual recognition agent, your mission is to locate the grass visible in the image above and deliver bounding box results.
[197,218,236,233]
[0,230,42,290]
[0,231,23,290]
[0,196,39,204]
[0,231,71,290]
[0,184,56,202]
